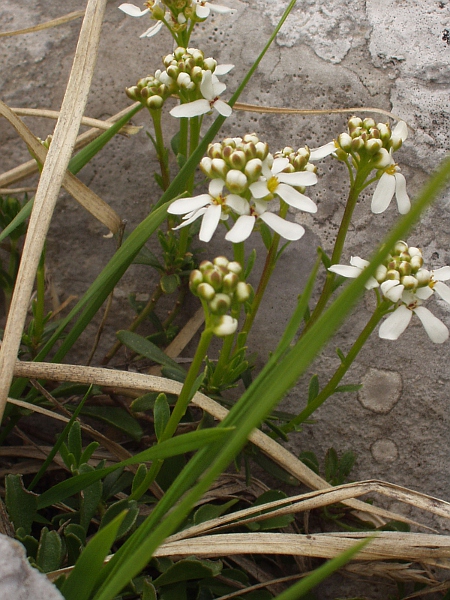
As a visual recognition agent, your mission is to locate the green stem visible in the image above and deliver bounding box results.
[150,108,170,191]
[130,325,214,500]
[282,299,392,433]
[31,247,46,352]
[209,331,235,391]
[304,165,372,332]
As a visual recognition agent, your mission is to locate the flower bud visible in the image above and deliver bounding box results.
[197,282,216,301]
[348,116,363,132]
[377,123,391,142]
[208,143,223,159]
[372,148,391,168]
[398,261,412,276]
[229,150,246,169]
[203,266,223,290]
[375,264,388,282]
[401,275,418,290]
[390,136,403,151]
[213,315,237,337]
[213,256,229,269]
[203,57,216,71]
[147,95,164,109]
[350,137,364,152]
[199,260,214,272]
[235,281,251,302]
[244,158,263,182]
[189,269,203,291]
[410,255,424,270]
[174,47,185,60]
[209,293,231,315]
[337,133,352,152]
[363,117,376,130]
[415,269,431,286]
[191,66,203,83]
[167,64,179,79]
[393,241,408,254]
[226,170,248,194]
[386,269,401,281]
[211,158,228,179]
[222,272,239,293]
[227,261,242,275]
[365,138,382,155]
[255,141,270,160]
[152,4,165,18]
[408,246,422,258]
[200,157,213,177]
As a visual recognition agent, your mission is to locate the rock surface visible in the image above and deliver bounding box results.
[0,535,63,600]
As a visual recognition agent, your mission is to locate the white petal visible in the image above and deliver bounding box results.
[170,99,210,118]
[259,212,305,241]
[433,281,450,305]
[371,172,396,214]
[213,315,237,337]
[199,204,222,242]
[140,21,163,37]
[225,215,256,243]
[253,199,268,214]
[433,266,450,281]
[381,280,404,302]
[309,142,336,160]
[213,99,232,117]
[119,4,149,16]
[226,194,249,215]
[328,264,362,279]
[415,286,434,300]
[200,71,215,100]
[250,180,270,199]
[214,64,234,75]
[172,207,206,229]
[413,306,449,343]
[379,305,412,340]
[168,194,211,215]
[276,184,317,213]
[208,178,225,196]
[278,171,318,187]
[195,4,210,18]
[394,173,410,214]
[392,121,408,142]
[350,256,369,269]
[206,3,236,14]
[271,157,290,175]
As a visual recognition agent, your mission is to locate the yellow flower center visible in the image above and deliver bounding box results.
[267,176,279,194]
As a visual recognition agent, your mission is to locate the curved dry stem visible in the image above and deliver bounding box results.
[0,10,85,38]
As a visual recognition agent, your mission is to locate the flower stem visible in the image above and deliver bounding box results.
[282,299,391,433]
[150,108,170,191]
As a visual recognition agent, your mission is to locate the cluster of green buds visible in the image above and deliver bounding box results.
[200,134,270,195]
[273,146,318,192]
[334,116,408,169]
[375,241,430,292]
[126,47,224,110]
[189,257,253,336]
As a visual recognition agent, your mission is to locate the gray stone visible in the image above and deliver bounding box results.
[0,535,64,600]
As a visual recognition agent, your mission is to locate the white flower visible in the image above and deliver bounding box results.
[379,290,449,343]
[328,256,379,289]
[169,70,232,118]
[118,2,165,38]
[249,157,318,213]
[371,165,410,214]
[167,179,246,242]
[225,199,305,243]
[193,1,237,18]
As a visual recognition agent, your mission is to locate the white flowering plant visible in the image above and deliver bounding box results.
[2,1,450,599]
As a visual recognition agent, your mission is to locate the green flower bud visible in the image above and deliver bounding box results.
[365,138,382,155]
[408,246,422,258]
[199,260,214,272]
[213,256,229,269]
[377,123,391,141]
[211,158,228,179]
[386,269,401,281]
[255,141,270,160]
[174,47,185,60]
[200,157,213,177]
[416,269,431,286]
[350,137,364,152]
[337,133,352,152]
[147,95,164,109]
[334,148,349,161]
[369,127,380,139]
[393,241,408,254]
[229,150,246,169]
[410,255,424,271]
[189,269,203,291]
[152,4,165,19]
[375,264,388,282]
[203,266,223,290]
[401,275,417,290]
[222,272,239,293]
[227,261,242,275]
[235,281,251,302]
[209,293,231,315]
[226,170,248,194]
[398,261,412,276]
[244,158,263,182]
[242,141,257,159]
[390,136,403,151]
[363,117,376,130]
[348,116,363,132]
[126,86,139,100]
[167,64,179,79]
[191,66,203,83]
[203,57,216,70]
[372,148,391,168]
[197,282,216,301]
[208,143,223,159]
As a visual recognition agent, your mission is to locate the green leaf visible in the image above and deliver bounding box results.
[100,499,139,540]
[325,448,339,483]
[37,427,234,509]
[193,499,238,526]
[117,331,186,377]
[335,347,346,362]
[142,580,157,600]
[79,463,103,532]
[334,384,363,393]
[132,244,162,269]
[131,464,147,495]
[160,273,180,294]
[64,523,86,564]
[153,558,222,587]
[299,451,320,476]
[259,220,272,250]
[80,441,100,465]
[317,246,331,269]
[67,421,83,467]
[60,511,127,600]
[244,248,257,279]
[0,197,33,244]
[307,374,319,404]
[154,393,170,441]
[36,528,64,573]
[252,450,299,485]
[131,392,159,412]
[5,474,38,535]
[80,406,143,441]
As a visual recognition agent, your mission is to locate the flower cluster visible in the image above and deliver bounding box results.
[189,256,252,336]
[119,1,236,39]
[126,47,233,115]
[329,241,450,343]
[332,117,410,214]
[168,134,319,243]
